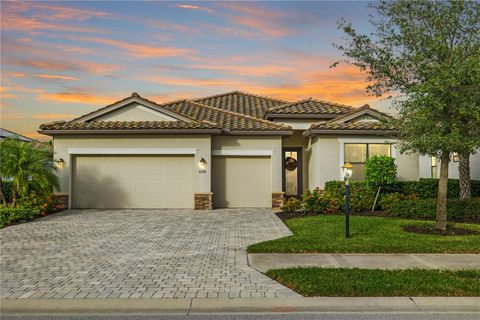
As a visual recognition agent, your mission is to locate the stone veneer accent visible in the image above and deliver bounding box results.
[272,192,285,209]
[194,192,213,210]
[54,194,69,210]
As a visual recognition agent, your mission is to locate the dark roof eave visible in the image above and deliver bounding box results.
[265,113,341,120]
[222,130,293,136]
[38,128,223,136]
[304,129,397,138]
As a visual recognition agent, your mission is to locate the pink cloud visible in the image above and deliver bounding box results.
[34,74,81,81]
[177,4,214,13]
[75,36,194,59]
[37,92,121,105]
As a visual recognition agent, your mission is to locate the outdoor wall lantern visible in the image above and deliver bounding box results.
[55,158,66,169]
[342,162,353,239]
[198,158,208,170]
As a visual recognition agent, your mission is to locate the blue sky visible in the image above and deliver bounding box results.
[1,1,387,140]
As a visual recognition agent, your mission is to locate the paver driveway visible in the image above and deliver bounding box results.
[1,209,297,299]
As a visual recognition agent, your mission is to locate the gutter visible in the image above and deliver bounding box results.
[222,130,293,136]
[37,128,223,136]
[303,129,397,138]
[265,113,340,120]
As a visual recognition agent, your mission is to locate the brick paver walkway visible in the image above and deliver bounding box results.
[1,209,297,299]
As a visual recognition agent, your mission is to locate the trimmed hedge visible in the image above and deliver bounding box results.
[325,178,480,200]
[387,198,480,221]
[0,208,41,228]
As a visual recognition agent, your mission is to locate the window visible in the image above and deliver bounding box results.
[431,156,438,178]
[344,143,392,181]
[452,153,460,162]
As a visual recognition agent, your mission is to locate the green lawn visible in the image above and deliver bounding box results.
[266,268,480,297]
[247,215,480,253]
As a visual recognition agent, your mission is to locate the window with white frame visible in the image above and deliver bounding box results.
[344,143,392,181]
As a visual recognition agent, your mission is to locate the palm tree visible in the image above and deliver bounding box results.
[0,137,59,207]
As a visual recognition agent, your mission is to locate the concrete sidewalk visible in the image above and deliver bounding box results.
[248,253,480,272]
[2,297,480,314]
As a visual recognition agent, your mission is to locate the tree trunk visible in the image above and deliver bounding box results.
[459,152,471,200]
[0,179,7,207]
[12,189,18,208]
[435,152,449,231]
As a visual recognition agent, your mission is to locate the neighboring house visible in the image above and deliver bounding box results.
[0,128,34,142]
[38,91,480,210]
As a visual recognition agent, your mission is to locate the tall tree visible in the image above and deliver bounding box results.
[458,153,471,200]
[334,0,480,230]
[0,138,59,207]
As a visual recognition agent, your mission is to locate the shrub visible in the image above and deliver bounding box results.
[378,192,418,212]
[396,178,480,199]
[387,198,480,221]
[325,178,480,200]
[16,191,58,214]
[365,156,397,189]
[323,181,376,212]
[281,197,302,213]
[321,192,342,214]
[0,208,40,228]
[301,188,325,213]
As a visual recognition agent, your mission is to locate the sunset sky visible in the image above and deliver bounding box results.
[1,1,391,140]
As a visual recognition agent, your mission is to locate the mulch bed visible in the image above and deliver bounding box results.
[402,224,480,236]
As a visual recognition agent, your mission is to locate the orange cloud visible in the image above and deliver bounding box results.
[32,113,75,119]
[1,1,110,34]
[37,92,120,105]
[34,74,81,81]
[75,37,194,59]
[7,58,120,75]
[189,64,294,77]
[220,2,293,38]
[141,75,234,87]
[177,4,214,13]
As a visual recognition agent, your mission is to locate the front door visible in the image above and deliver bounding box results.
[282,147,303,197]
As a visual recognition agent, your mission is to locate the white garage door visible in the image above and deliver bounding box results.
[72,155,194,209]
[212,156,271,208]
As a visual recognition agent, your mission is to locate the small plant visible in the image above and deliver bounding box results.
[281,197,302,213]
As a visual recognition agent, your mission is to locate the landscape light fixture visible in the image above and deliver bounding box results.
[342,162,353,238]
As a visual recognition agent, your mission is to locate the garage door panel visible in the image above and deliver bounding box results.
[73,155,194,209]
[212,156,271,208]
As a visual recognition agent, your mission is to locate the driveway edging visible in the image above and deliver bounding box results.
[2,297,480,314]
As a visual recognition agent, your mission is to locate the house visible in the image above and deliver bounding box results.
[0,128,34,142]
[38,91,480,210]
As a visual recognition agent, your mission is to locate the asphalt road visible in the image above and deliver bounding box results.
[2,313,479,320]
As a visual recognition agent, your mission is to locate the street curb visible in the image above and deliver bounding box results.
[2,297,480,314]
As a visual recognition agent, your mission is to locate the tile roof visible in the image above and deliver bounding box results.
[309,120,396,131]
[161,100,291,132]
[39,120,220,131]
[265,98,353,117]
[193,91,288,118]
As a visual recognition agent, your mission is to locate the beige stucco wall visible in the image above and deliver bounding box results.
[282,131,309,192]
[308,135,422,189]
[308,136,340,190]
[212,136,283,192]
[396,151,420,181]
[53,135,212,197]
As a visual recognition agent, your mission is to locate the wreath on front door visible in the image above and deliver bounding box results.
[285,157,298,171]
